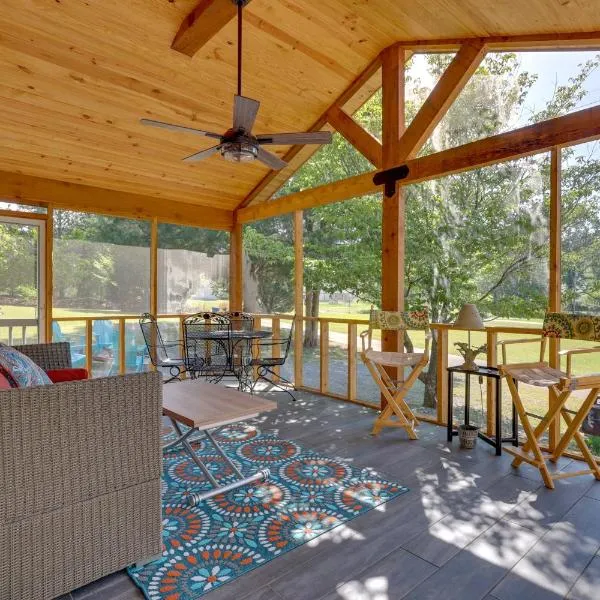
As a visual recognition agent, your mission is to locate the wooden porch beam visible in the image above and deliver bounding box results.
[172,0,251,57]
[238,103,600,223]
[327,106,383,167]
[0,171,234,230]
[391,31,600,53]
[396,41,486,160]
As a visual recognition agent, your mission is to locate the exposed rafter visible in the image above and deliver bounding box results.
[238,103,600,223]
[396,40,486,161]
[172,0,252,57]
[327,106,383,168]
[0,171,234,230]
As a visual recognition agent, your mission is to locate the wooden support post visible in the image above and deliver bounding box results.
[381,44,406,408]
[230,219,243,311]
[348,323,358,402]
[548,146,562,450]
[320,320,329,393]
[486,330,498,437]
[436,328,449,424]
[44,206,53,343]
[294,210,304,388]
[150,218,158,316]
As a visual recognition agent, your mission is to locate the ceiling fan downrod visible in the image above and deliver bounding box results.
[233,0,251,97]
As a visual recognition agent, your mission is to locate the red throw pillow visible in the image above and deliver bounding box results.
[45,368,89,383]
[0,371,13,389]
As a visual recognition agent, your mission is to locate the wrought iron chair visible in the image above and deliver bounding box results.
[222,311,255,332]
[499,311,600,489]
[183,313,233,382]
[247,320,296,401]
[360,308,431,438]
[139,313,186,383]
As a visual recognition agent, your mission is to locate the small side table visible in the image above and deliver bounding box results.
[447,365,518,455]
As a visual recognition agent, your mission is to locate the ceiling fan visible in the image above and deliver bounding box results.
[140,0,332,170]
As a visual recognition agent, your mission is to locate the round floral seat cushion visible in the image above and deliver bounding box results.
[0,344,52,388]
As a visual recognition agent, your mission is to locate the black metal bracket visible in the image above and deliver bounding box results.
[373,165,410,198]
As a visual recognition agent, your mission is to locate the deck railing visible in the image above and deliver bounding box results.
[44,313,545,427]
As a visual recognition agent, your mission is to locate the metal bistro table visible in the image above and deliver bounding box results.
[185,328,272,387]
[447,364,519,455]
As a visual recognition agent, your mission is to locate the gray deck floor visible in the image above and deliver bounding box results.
[66,390,600,600]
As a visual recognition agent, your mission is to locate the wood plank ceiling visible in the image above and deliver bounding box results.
[1,0,599,213]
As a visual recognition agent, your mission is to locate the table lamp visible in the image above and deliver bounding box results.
[453,303,487,370]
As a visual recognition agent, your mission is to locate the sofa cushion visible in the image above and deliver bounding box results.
[0,343,52,388]
[46,368,89,383]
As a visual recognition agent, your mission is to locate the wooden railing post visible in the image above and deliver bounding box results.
[85,319,93,375]
[119,318,126,375]
[272,317,281,381]
[436,327,449,425]
[320,320,329,394]
[486,329,498,437]
[348,323,357,402]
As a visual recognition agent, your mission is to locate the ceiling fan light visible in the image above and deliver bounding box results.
[221,140,257,163]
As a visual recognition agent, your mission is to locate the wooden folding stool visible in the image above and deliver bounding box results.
[499,312,600,489]
[360,309,430,438]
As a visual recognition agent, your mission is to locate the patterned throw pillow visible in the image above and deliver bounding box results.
[0,344,52,388]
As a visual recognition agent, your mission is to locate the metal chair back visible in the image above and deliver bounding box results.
[183,313,232,378]
[139,313,169,366]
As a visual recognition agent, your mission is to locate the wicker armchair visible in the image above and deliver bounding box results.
[0,343,163,600]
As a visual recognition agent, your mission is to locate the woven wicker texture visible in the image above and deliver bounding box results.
[15,342,72,371]
[0,343,163,599]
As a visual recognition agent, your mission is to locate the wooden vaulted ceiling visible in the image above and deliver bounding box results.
[1,0,600,224]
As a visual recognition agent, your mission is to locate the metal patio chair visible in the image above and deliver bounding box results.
[183,312,233,382]
[360,308,431,438]
[499,311,600,489]
[139,313,185,383]
[247,320,296,401]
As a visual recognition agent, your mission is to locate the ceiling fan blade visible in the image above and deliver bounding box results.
[182,145,222,163]
[256,147,288,170]
[140,118,222,140]
[256,131,333,145]
[233,95,260,133]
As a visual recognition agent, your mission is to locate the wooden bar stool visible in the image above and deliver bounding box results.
[499,312,600,489]
[360,308,430,438]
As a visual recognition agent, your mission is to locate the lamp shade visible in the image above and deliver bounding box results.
[453,303,485,330]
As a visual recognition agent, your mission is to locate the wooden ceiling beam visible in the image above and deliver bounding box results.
[172,0,252,57]
[392,30,600,53]
[238,103,600,223]
[326,106,383,168]
[0,171,234,230]
[397,41,486,160]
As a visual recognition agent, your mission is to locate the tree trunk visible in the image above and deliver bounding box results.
[304,289,320,347]
[420,332,438,409]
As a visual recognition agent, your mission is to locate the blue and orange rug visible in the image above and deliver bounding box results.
[128,421,408,599]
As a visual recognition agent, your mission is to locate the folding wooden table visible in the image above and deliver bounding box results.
[162,380,277,506]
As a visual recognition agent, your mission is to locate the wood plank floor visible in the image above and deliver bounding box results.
[66,390,600,600]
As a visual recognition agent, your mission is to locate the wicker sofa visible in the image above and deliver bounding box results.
[0,342,163,600]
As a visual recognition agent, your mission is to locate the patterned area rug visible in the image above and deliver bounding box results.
[128,421,408,599]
